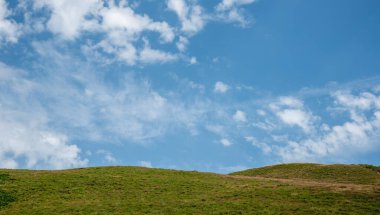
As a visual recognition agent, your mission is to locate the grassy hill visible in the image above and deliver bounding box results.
[231,163,380,185]
[0,164,379,214]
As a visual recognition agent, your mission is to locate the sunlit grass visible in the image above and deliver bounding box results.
[0,164,379,214]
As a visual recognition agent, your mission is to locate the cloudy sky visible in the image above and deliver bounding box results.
[1,0,380,172]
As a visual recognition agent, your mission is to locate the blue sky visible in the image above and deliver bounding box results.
[1,0,380,173]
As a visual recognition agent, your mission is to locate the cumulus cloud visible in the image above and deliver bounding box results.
[0,0,20,44]
[220,138,233,146]
[214,81,230,93]
[33,0,177,65]
[270,97,315,133]
[0,0,255,66]
[34,0,99,39]
[333,91,379,110]
[233,110,247,122]
[100,4,175,43]
[189,56,197,65]
[167,0,206,35]
[276,91,380,162]
[0,116,87,170]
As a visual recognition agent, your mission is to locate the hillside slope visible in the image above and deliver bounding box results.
[231,163,380,185]
[1,165,379,214]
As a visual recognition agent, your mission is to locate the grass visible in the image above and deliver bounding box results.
[0,164,379,214]
[0,174,16,208]
[231,163,380,185]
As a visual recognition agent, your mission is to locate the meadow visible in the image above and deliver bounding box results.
[1,163,379,214]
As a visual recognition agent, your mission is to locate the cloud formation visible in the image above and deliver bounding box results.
[0,62,88,169]
[214,81,230,93]
[0,0,257,66]
[0,0,20,44]
[215,0,255,26]
[233,110,247,122]
[167,0,205,35]
[2,50,380,168]
[1,1,379,171]
[220,138,233,146]
[270,97,315,133]
[274,91,380,162]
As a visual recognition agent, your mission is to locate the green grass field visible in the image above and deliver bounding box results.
[1,163,379,214]
[232,163,380,185]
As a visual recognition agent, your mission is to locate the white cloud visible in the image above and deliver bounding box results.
[100,5,175,43]
[189,56,197,64]
[277,96,303,108]
[35,0,175,42]
[215,0,255,26]
[167,0,206,35]
[270,96,315,133]
[33,0,176,65]
[139,161,153,168]
[139,43,178,64]
[97,150,117,164]
[220,138,233,146]
[0,0,20,44]
[0,112,88,170]
[176,36,189,52]
[333,91,379,110]
[276,109,314,133]
[256,109,266,116]
[205,124,224,135]
[0,0,256,66]
[233,110,247,122]
[214,81,230,93]
[167,0,188,20]
[276,91,380,162]
[6,41,214,144]
[216,0,255,11]
[245,136,272,154]
[0,62,88,169]
[89,3,176,65]
[34,0,99,39]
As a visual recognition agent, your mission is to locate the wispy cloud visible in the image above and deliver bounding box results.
[215,0,255,27]
[0,62,88,169]
[1,1,379,170]
[0,0,20,44]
